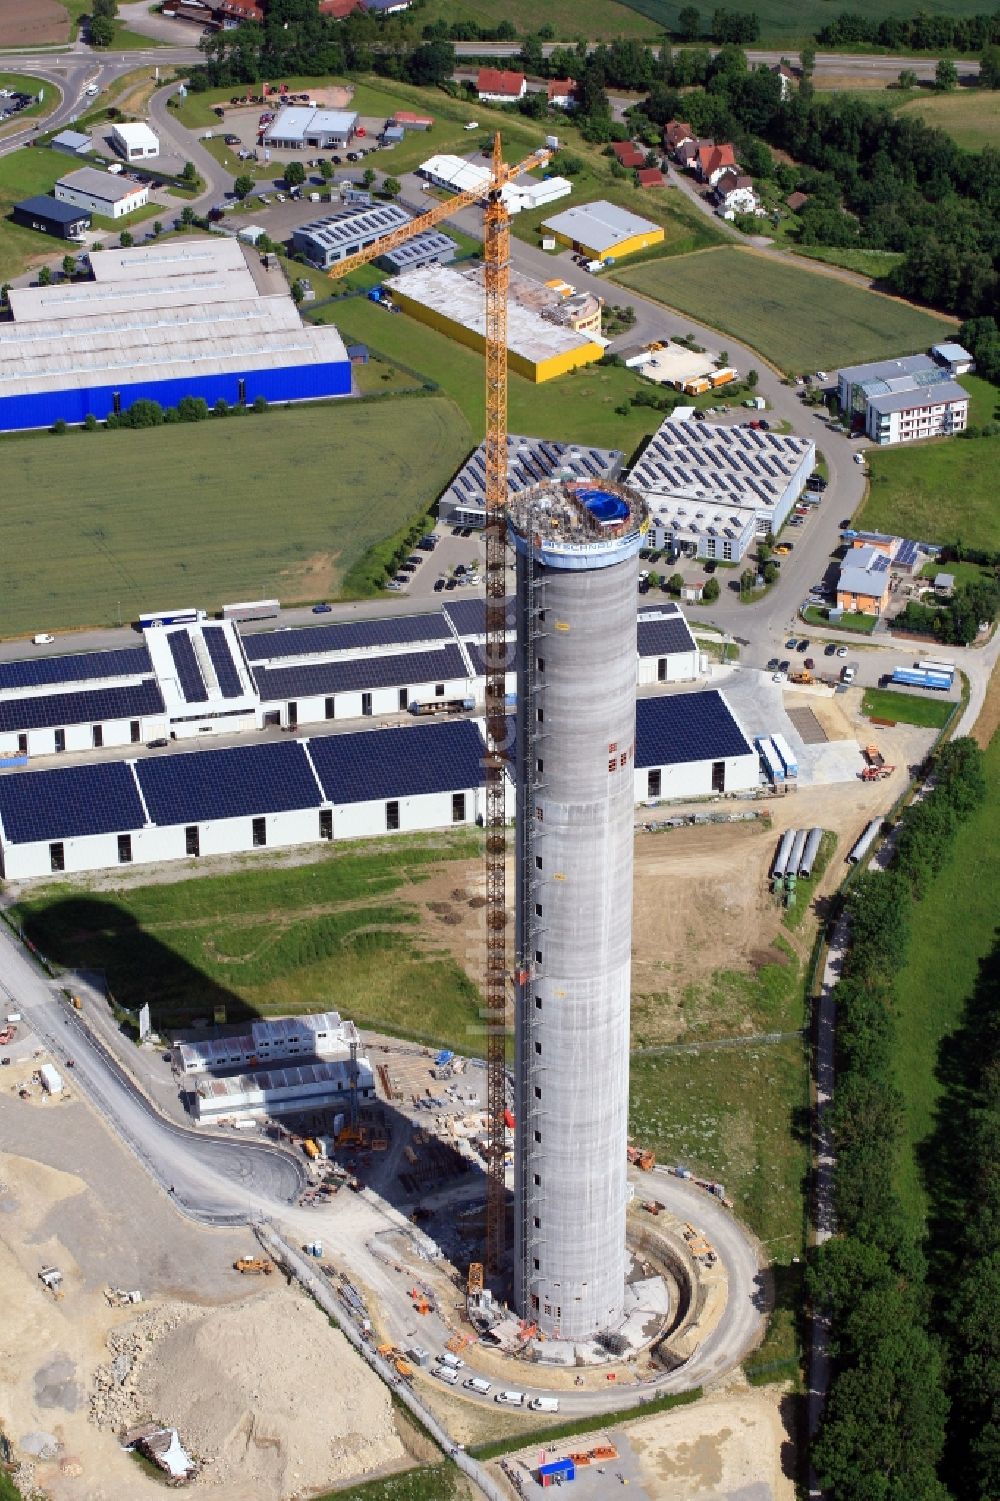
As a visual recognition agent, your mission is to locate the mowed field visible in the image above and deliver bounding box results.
[0,0,69,46]
[0,397,472,635]
[0,145,82,282]
[417,0,659,37]
[896,88,1000,152]
[860,433,1000,551]
[616,0,990,44]
[614,247,955,374]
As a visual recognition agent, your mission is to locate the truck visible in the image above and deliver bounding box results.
[710,367,737,389]
[39,1064,63,1095]
[682,376,711,396]
[409,697,474,717]
[863,744,884,769]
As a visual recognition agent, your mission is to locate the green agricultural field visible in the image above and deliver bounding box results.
[418,0,660,38]
[0,397,472,635]
[791,246,905,281]
[957,372,1000,427]
[614,247,955,374]
[860,433,1000,552]
[615,0,988,45]
[861,687,955,729]
[891,731,1000,1229]
[896,86,1000,152]
[0,145,84,282]
[10,834,484,1047]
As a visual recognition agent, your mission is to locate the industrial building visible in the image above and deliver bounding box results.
[291,201,411,269]
[50,129,92,158]
[385,263,604,383]
[375,230,456,274]
[11,195,90,240]
[436,433,625,528]
[191,1058,375,1122]
[174,1010,357,1074]
[635,605,700,685]
[628,415,815,558]
[263,106,357,150]
[0,237,351,432]
[54,166,149,219]
[508,477,646,1341]
[417,155,571,214]
[836,352,970,445]
[540,199,664,261]
[110,121,160,160]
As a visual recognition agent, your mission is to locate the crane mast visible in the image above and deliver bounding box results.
[327,133,551,1273]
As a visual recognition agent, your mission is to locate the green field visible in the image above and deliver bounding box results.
[791,246,905,281]
[801,605,876,634]
[891,732,1000,1226]
[417,0,660,37]
[10,834,484,1046]
[509,174,722,260]
[0,74,59,129]
[860,433,1000,552]
[957,372,1000,427]
[861,687,956,728]
[615,0,988,44]
[312,1462,469,1501]
[0,397,471,635]
[0,145,85,282]
[896,87,1000,152]
[614,247,955,374]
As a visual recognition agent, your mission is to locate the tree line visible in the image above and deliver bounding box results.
[809,737,987,1499]
[817,9,1000,53]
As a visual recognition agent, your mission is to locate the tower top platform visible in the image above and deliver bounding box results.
[507,477,647,571]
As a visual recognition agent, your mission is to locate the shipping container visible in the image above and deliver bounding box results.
[770,732,798,778]
[756,736,784,784]
[221,599,280,621]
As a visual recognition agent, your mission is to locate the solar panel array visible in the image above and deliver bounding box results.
[167,632,208,703]
[135,740,322,825]
[0,678,164,734]
[254,644,467,703]
[630,419,812,521]
[0,644,152,693]
[0,761,146,844]
[202,627,243,699]
[242,612,451,663]
[894,539,919,569]
[439,435,624,519]
[308,719,485,805]
[443,597,515,637]
[637,615,696,658]
[635,690,752,768]
[465,640,516,677]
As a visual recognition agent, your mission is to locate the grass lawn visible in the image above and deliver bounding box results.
[791,245,905,281]
[958,372,1000,427]
[0,74,60,130]
[509,171,722,261]
[918,558,991,589]
[896,86,1000,152]
[860,434,1000,551]
[890,731,1000,1228]
[0,396,472,635]
[311,294,672,454]
[313,1462,470,1501]
[10,833,485,1047]
[801,605,876,634]
[614,247,955,375]
[861,687,955,728]
[0,145,86,282]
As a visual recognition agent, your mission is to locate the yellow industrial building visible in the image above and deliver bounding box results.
[385,263,603,383]
[541,199,665,262]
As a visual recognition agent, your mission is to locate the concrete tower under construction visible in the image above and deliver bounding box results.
[508,477,647,1342]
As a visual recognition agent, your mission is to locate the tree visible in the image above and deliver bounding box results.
[62,254,76,280]
[51,418,67,435]
[37,265,51,287]
[746,368,759,389]
[318,160,333,182]
[213,398,229,417]
[702,576,721,601]
[177,395,209,422]
[152,220,163,237]
[677,7,701,40]
[362,166,376,188]
[897,69,918,90]
[181,160,198,184]
[0,283,9,307]
[119,229,133,248]
[763,560,779,585]
[92,0,118,16]
[180,205,196,225]
[83,413,98,431]
[89,14,114,47]
[980,44,1000,89]
[800,45,815,78]
[290,280,304,304]
[935,57,958,92]
[740,567,756,595]
[667,572,684,595]
[382,175,401,199]
[284,160,305,188]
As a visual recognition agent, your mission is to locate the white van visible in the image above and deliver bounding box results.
[464,1376,492,1396]
[529,1396,560,1413]
[433,1365,459,1385]
[438,1352,464,1371]
[495,1390,525,1407]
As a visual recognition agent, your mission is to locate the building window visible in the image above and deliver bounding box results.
[398,688,408,712]
[533,1216,541,1229]
[531,1294,539,1311]
[117,834,132,864]
[130,720,141,744]
[54,729,66,753]
[533,1258,540,1271]
[92,724,103,748]
[535,996,542,1010]
[533,1173,541,1186]
[534,1129,541,1143]
[325,697,335,720]
[534,949,542,964]
[534,902,542,917]
[435,683,445,697]
[49,842,65,873]
[536,657,544,673]
[534,1086,541,1099]
[711,760,726,793]
[252,816,267,847]
[385,799,400,831]
[535,806,543,821]
[536,707,544,723]
[319,809,333,841]
[535,855,542,870]
[657,657,667,682]
[648,769,661,798]
[361,692,373,717]
[452,792,466,823]
[17,734,27,755]
[287,701,298,728]
[534,1040,541,1055]
[185,825,200,857]
[536,758,543,774]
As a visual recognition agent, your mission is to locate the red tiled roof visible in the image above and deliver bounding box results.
[612,141,644,167]
[216,0,263,18]
[546,77,577,100]
[394,109,434,124]
[663,120,693,148]
[319,0,363,14]
[636,167,663,187]
[786,191,810,211]
[477,68,525,96]
[697,142,736,177]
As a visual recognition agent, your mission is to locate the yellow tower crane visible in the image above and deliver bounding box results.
[327,134,552,1272]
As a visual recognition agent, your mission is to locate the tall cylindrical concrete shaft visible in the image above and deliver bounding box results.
[508,478,646,1341]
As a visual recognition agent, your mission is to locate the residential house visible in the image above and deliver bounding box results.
[676,137,709,170]
[837,545,892,615]
[362,0,413,13]
[636,166,664,189]
[476,68,527,103]
[785,190,810,213]
[612,141,645,169]
[771,62,797,100]
[319,0,362,13]
[696,142,737,185]
[547,78,578,108]
[663,120,694,156]
[714,170,758,216]
[216,0,263,24]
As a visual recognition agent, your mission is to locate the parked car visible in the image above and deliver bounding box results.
[32,633,54,645]
[767,657,780,670]
[779,659,791,673]
[224,133,240,145]
[837,645,848,658]
[824,643,837,657]
[433,578,446,592]
[312,603,332,613]
[797,639,809,653]
[147,738,169,749]
[804,657,815,669]
[785,637,798,650]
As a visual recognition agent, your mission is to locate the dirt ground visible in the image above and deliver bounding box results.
[971,659,1000,748]
[0,0,68,45]
[623,1385,796,1501]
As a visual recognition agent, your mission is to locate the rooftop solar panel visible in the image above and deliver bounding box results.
[443,597,514,636]
[254,643,467,702]
[135,740,322,825]
[0,678,164,734]
[167,632,208,704]
[0,645,152,693]
[242,612,451,662]
[202,627,243,699]
[637,618,696,657]
[635,690,752,768]
[0,760,146,844]
[308,719,485,804]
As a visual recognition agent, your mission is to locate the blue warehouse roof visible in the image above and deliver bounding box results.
[253,644,467,702]
[635,690,753,768]
[134,740,323,825]
[242,611,452,662]
[0,761,146,844]
[0,644,151,692]
[0,679,163,735]
[309,719,484,804]
[636,608,696,657]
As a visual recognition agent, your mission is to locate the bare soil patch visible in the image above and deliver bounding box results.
[0,0,68,45]
[624,1385,795,1501]
[972,658,1000,748]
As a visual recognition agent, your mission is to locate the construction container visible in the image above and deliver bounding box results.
[709,367,737,388]
[39,1064,64,1095]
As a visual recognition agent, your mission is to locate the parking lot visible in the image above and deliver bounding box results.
[0,86,35,126]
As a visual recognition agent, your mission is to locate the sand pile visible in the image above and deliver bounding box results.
[92,1287,405,1497]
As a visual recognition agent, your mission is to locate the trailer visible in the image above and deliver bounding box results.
[770,733,798,778]
[891,668,953,692]
[756,737,785,785]
[221,599,279,622]
[409,697,474,716]
[915,659,955,677]
[848,818,882,864]
[787,827,808,874]
[799,827,824,878]
[772,828,796,878]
